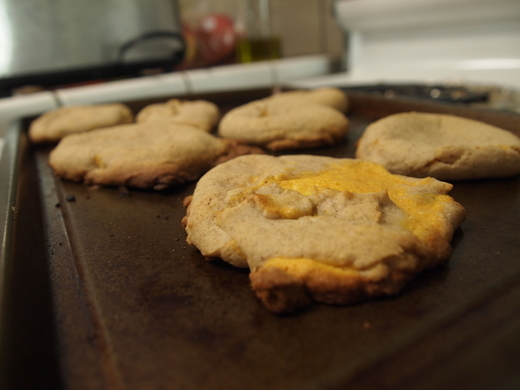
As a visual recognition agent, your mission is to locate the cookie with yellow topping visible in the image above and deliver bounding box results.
[183,154,466,313]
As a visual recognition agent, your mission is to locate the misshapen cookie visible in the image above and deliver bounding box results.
[136,99,220,132]
[49,122,230,190]
[356,112,520,181]
[218,88,349,151]
[29,103,133,143]
[183,154,466,313]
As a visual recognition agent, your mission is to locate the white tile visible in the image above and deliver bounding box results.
[56,73,189,105]
[185,62,275,94]
[185,55,331,93]
[0,92,58,124]
[273,55,330,83]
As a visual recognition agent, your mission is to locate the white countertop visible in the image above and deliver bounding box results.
[0,55,331,124]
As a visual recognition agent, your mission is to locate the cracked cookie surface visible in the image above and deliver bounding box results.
[183,154,466,313]
[49,122,230,190]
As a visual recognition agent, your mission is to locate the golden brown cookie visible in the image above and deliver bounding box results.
[29,103,133,143]
[267,87,349,112]
[183,154,466,313]
[136,99,220,132]
[356,112,520,181]
[217,88,349,151]
[49,122,230,190]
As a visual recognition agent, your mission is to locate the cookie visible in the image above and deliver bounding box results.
[218,88,349,151]
[136,99,220,132]
[183,154,466,313]
[49,122,230,190]
[267,87,349,112]
[29,103,133,143]
[356,112,520,181]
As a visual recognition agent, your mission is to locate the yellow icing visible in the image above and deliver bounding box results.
[278,160,406,194]
[255,195,309,219]
[263,257,360,277]
[259,160,453,240]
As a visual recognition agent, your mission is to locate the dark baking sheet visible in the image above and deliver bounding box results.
[2,90,520,390]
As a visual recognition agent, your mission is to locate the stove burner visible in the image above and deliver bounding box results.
[341,84,490,104]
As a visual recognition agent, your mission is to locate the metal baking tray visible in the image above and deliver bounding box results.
[1,89,520,390]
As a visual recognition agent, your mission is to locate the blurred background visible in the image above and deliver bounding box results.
[0,0,519,114]
[177,0,342,67]
[0,0,343,97]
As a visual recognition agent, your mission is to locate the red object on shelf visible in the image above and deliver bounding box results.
[178,14,238,69]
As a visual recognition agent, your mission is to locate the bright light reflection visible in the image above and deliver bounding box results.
[0,0,13,76]
[459,59,520,70]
